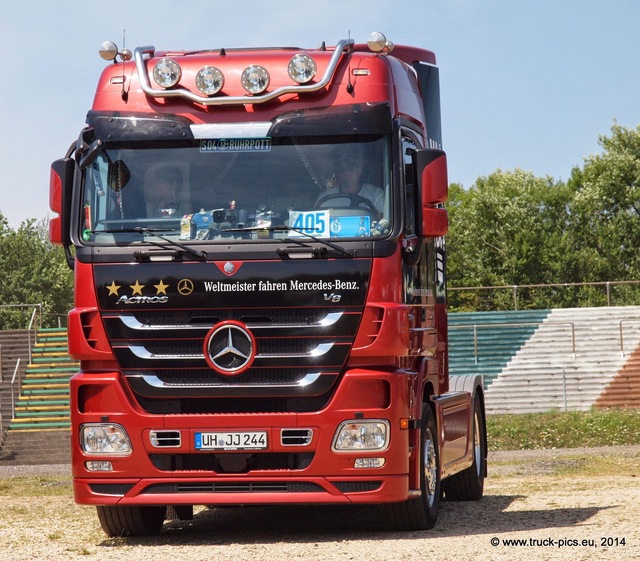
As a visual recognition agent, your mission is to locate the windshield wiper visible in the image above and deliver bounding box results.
[93,227,207,261]
[223,225,354,257]
[133,227,207,260]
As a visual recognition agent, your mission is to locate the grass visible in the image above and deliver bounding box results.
[489,450,640,478]
[0,476,71,497]
[487,408,640,450]
[551,454,640,477]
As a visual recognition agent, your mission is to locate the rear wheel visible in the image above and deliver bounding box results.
[96,505,167,537]
[380,404,441,530]
[443,393,486,501]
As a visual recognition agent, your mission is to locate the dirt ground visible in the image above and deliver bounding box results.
[0,446,639,561]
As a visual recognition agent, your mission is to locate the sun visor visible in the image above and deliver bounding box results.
[268,102,393,137]
[86,111,195,142]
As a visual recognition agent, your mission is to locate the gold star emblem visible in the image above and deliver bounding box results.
[106,281,121,296]
[154,279,169,295]
[130,280,145,295]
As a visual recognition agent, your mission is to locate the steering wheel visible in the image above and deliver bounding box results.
[315,192,379,219]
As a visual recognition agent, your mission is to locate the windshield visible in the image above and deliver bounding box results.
[81,135,391,244]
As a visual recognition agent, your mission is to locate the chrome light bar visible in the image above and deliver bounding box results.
[134,39,353,106]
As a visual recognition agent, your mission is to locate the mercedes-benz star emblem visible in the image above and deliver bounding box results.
[177,278,194,295]
[206,323,254,375]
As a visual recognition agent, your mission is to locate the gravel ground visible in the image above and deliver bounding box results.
[1,446,639,561]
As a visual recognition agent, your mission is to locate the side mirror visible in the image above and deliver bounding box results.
[49,158,75,246]
[74,127,103,170]
[416,148,448,237]
[78,139,104,170]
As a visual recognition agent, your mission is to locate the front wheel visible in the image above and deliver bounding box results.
[380,404,441,531]
[96,505,167,537]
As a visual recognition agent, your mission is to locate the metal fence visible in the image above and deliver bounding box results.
[449,321,577,365]
[449,280,640,311]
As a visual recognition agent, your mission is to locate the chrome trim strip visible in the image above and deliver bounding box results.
[119,312,343,331]
[128,346,198,359]
[136,372,322,389]
[257,343,334,359]
[120,316,185,330]
[128,342,334,360]
[317,312,343,327]
[310,343,333,357]
[134,39,353,106]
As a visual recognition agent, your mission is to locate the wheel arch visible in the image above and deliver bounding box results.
[449,374,487,479]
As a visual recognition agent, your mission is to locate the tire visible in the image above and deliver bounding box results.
[380,404,441,531]
[443,393,486,501]
[96,505,167,537]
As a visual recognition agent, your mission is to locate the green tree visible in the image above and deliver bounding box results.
[0,214,73,329]
[446,169,572,311]
[566,123,640,304]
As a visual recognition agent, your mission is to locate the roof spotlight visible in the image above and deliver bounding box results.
[153,59,182,89]
[241,65,270,95]
[196,66,224,96]
[288,54,317,84]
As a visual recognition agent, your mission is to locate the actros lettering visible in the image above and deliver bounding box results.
[117,295,169,305]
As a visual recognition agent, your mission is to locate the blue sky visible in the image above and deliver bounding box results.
[1,0,639,228]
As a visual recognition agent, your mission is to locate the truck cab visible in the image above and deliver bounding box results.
[50,32,486,537]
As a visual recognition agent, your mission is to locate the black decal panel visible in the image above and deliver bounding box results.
[95,260,370,310]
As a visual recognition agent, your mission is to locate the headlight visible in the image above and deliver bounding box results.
[332,419,390,452]
[81,424,132,455]
[152,58,182,88]
[196,66,224,96]
[241,65,270,94]
[288,54,317,84]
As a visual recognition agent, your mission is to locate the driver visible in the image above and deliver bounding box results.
[316,152,384,216]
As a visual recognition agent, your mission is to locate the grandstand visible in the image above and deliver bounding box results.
[0,328,76,464]
[449,306,640,414]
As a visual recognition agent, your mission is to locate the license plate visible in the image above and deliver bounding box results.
[195,431,268,451]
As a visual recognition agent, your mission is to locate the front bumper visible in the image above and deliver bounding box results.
[71,367,416,506]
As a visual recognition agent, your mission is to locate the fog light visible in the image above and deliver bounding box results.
[354,457,386,468]
[85,460,113,471]
[81,424,132,455]
[332,419,390,451]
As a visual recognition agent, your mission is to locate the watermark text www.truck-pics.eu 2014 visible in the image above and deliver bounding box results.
[49,31,487,537]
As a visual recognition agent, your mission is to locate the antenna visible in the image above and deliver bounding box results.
[121,29,129,102]
[346,30,354,94]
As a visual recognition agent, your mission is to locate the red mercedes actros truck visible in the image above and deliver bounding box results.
[50,32,486,537]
